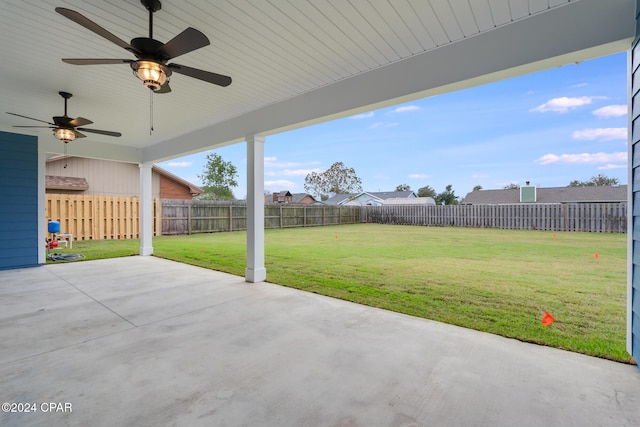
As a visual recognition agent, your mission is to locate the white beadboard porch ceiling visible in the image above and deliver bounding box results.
[0,0,635,163]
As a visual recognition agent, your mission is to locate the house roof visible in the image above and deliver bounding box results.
[324,194,353,205]
[291,193,315,204]
[325,191,417,205]
[45,175,89,191]
[369,191,416,199]
[463,185,628,204]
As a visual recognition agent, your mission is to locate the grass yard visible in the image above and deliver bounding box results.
[51,224,631,363]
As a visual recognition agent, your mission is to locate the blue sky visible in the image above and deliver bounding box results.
[158,51,628,200]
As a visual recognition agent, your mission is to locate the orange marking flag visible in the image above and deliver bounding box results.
[542,311,555,327]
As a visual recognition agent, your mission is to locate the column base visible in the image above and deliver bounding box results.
[140,246,154,256]
[245,267,266,283]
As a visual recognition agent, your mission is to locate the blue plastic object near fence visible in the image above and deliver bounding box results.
[48,221,60,234]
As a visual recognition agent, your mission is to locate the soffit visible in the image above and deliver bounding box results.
[0,0,634,163]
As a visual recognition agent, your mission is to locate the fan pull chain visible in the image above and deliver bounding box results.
[149,90,154,135]
[64,142,68,168]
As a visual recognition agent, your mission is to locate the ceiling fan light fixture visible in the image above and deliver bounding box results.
[132,60,171,91]
[54,128,76,143]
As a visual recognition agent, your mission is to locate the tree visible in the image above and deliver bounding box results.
[435,184,459,205]
[197,153,238,200]
[304,161,363,200]
[395,184,411,191]
[503,183,519,190]
[568,174,620,187]
[473,185,483,191]
[417,185,437,198]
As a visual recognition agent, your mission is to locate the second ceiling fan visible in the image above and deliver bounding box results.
[56,0,232,94]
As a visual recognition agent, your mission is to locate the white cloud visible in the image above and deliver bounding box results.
[370,122,398,129]
[165,161,192,167]
[571,83,588,88]
[408,173,430,179]
[280,168,321,177]
[350,112,374,119]
[598,164,627,170]
[530,96,601,113]
[571,127,627,141]
[535,152,627,165]
[264,157,320,168]
[592,104,627,118]
[265,180,297,191]
[471,174,489,179]
[391,105,420,113]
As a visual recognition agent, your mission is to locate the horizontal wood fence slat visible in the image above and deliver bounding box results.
[161,201,627,235]
[364,203,627,233]
[161,200,363,234]
[46,194,161,240]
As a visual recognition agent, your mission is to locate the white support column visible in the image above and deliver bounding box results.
[139,163,154,256]
[246,135,266,282]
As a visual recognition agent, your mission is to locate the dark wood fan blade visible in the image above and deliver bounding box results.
[12,126,55,129]
[62,58,132,65]
[55,8,132,50]
[74,131,87,139]
[53,116,72,126]
[69,117,93,127]
[156,82,171,94]
[77,128,122,137]
[168,63,232,87]
[6,112,54,125]
[157,28,210,60]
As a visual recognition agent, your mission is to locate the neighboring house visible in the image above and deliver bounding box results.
[383,197,436,205]
[325,191,417,206]
[46,155,203,199]
[292,193,318,204]
[463,184,627,205]
[271,191,293,203]
[269,191,317,204]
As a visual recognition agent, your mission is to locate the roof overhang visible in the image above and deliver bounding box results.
[0,0,635,164]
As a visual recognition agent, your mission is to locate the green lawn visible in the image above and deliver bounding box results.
[51,224,631,363]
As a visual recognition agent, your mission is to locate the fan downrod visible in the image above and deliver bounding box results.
[59,92,72,116]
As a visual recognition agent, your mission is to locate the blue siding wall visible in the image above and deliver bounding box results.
[0,131,38,269]
[632,1,640,366]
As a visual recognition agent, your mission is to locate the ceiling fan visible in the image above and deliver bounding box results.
[7,91,122,143]
[55,0,232,93]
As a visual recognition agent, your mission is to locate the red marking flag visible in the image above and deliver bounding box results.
[593,252,599,259]
[542,311,555,327]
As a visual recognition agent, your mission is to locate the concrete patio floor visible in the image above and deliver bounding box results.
[1,256,639,427]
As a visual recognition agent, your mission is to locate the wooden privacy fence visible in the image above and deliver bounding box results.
[365,203,627,233]
[46,194,162,240]
[161,199,363,234]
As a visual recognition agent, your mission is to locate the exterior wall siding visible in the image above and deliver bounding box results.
[46,157,161,197]
[160,174,192,199]
[631,7,640,364]
[0,131,38,269]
